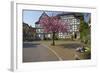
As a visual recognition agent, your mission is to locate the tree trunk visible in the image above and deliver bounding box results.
[52,32,55,46]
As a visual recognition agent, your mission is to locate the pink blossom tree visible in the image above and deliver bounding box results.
[39,16,69,46]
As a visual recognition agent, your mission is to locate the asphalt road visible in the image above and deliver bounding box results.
[23,42,59,62]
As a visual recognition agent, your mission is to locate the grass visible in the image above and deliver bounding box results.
[39,40,91,60]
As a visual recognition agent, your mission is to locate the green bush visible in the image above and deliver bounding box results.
[84,47,91,59]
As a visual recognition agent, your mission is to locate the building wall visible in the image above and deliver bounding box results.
[59,15,80,39]
[35,24,52,40]
[35,14,80,40]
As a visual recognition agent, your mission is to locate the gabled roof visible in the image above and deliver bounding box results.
[39,12,49,19]
[57,12,84,19]
[35,12,49,24]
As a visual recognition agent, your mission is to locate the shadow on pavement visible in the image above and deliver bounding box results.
[59,43,83,49]
[23,42,40,48]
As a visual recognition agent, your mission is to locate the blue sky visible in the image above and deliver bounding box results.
[84,13,91,23]
[23,10,91,27]
[23,10,43,27]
